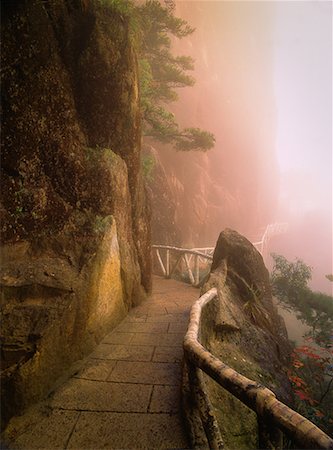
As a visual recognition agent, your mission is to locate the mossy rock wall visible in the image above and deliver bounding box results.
[1,0,151,428]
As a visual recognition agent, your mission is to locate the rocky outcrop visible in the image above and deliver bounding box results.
[184,229,292,449]
[207,230,291,383]
[1,212,126,428]
[1,0,150,428]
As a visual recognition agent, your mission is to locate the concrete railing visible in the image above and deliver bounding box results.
[183,288,333,450]
[252,223,288,261]
[152,245,213,287]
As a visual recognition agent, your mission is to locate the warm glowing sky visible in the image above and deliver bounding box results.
[272,1,332,293]
[274,0,332,216]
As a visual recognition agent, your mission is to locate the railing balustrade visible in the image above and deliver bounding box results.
[153,243,332,448]
[152,245,213,287]
[183,288,333,450]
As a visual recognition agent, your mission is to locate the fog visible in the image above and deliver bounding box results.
[272,1,332,294]
[171,1,332,294]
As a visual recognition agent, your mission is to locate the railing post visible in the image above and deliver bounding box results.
[166,249,170,278]
[184,254,195,285]
[194,254,200,286]
[156,249,166,277]
[187,360,224,450]
[152,245,213,285]
[258,417,283,450]
[169,253,183,277]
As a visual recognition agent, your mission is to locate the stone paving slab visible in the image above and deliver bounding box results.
[3,276,199,449]
[152,345,184,363]
[134,332,185,347]
[102,332,135,344]
[165,305,192,315]
[74,359,117,381]
[115,321,169,334]
[168,321,189,334]
[146,313,188,323]
[146,307,169,316]
[149,385,181,413]
[3,409,79,450]
[90,343,154,361]
[108,361,182,385]
[127,307,148,316]
[123,314,147,323]
[51,378,152,412]
[67,412,189,449]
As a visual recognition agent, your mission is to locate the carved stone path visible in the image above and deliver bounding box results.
[3,276,198,449]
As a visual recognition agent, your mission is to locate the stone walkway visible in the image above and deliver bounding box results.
[3,276,199,449]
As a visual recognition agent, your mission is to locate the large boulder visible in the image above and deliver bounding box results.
[207,229,291,383]
[184,229,292,449]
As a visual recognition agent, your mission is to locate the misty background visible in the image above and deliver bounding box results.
[272,1,332,295]
[169,1,332,295]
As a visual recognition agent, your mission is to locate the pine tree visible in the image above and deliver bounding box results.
[137,0,215,151]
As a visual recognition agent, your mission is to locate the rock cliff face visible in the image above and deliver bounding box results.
[1,0,150,428]
[199,229,292,448]
[144,146,182,246]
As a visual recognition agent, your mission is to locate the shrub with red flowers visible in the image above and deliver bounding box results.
[288,338,333,435]
[271,254,333,436]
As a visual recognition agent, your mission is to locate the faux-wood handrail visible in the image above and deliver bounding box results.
[152,244,213,260]
[183,288,333,450]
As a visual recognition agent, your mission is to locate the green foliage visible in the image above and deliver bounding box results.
[84,146,100,160]
[138,59,154,101]
[98,0,215,151]
[143,105,178,142]
[175,128,216,152]
[136,0,215,151]
[271,253,333,344]
[271,253,312,307]
[98,0,134,16]
[13,180,26,215]
[137,0,194,49]
[15,206,23,215]
[288,342,333,435]
[229,269,271,329]
[242,288,268,327]
[141,154,155,181]
[271,254,333,433]
[93,214,112,234]
[97,0,139,45]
